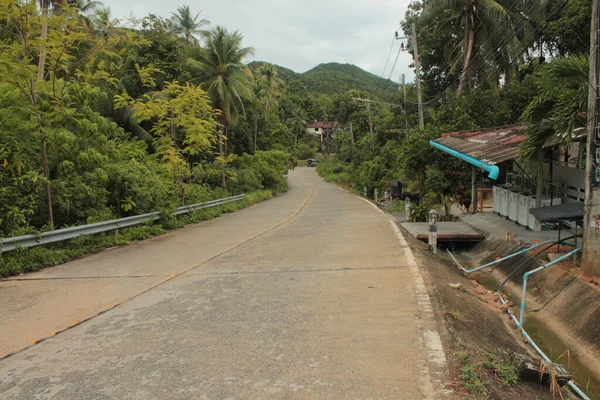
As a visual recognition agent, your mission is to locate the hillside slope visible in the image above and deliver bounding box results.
[248,61,399,98]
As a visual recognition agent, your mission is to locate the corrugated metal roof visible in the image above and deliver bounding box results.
[432,125,585,165]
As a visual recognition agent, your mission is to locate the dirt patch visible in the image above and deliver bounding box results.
[398,223,562,399]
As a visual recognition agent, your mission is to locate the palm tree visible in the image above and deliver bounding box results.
[520,55,588,193]
[53,0,102,14]
[68,0,103,28]
[91,6,115,37]
[249,76,266,152]
[255,63,285,119]
[192,26,254,188]
[424,0,542,95]
[170,5,209,47]
[288,109,308,147]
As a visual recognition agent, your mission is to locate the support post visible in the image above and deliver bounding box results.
[429,210,438,254]
[367,102,374,150]
[405,197,411,221]
[471,167,477,213]
[364,186,367,197]
[412,24,424,130]
[583,0,600,276]
[350,122,354,159]
[374,188,378,202]
[402,73,409,138]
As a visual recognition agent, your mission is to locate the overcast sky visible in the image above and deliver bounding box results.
[102,0,415,82]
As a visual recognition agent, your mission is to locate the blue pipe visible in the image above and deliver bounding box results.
[429,140,500,180]
[518,248,581,327]
[497,291,590,400]
[447,241,552,274]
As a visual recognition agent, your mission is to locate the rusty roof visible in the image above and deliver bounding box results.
[432,125,585,165]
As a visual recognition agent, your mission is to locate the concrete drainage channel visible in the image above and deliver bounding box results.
[447,241,598,400]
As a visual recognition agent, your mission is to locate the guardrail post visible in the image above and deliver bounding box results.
[374,188,378,202]
[364,186,367,197]
[405,197,411,221]
[429,210,439,254]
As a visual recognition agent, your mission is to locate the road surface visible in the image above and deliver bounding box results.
[0,168,448,399]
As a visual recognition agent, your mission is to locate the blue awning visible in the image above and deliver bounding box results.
[429,140,500,180]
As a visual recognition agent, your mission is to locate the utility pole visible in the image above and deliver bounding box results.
[583,0,600,276]
[351,97,405,151]
[412,24,425,130]
[350,122,354,153]
[366,102,374,150]
[401,73,409,138]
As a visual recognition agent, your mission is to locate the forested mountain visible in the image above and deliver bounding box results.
[249,61,399,98]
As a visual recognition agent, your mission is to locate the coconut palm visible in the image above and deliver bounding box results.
[249,76,266,152]
[520,55,589,165]
[288,108,308,146]
[424,0,543,95]
[90,6,115,37]
[255,63,285,118]
[519,55,588,206]
[192,26,254,188]
[170,5,209,47]
[53,0,102,14]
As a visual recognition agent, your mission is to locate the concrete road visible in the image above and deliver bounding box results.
[0,168,448,399]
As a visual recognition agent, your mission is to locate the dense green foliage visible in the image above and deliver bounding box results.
[0,0,593,269]
[0,1,300,273]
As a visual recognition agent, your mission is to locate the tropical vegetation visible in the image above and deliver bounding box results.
[0,0,594,273]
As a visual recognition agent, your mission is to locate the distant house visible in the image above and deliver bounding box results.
[307,122,341,142]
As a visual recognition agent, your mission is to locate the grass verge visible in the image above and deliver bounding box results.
[457,350,520,397]
[0,189,276,278]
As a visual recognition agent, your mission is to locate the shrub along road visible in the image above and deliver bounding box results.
[0,168,449,399]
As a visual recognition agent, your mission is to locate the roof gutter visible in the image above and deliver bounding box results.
[429,140,500,180]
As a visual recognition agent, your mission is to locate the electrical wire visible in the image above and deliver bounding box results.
[496,235,577,292]
[410,0,574,109]
[387,41,404,80]
[381,35,397,78]
[464,0,570,87]
[399,0,575,114]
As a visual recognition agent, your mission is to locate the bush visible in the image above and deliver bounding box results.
[230,150,290,194]
[409,200,432,222]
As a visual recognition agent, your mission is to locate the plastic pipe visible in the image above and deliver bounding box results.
[497,292,590,400]
[497,235,578,292]
[518,248,581,327]
[446,240,552,274]
[429,141,500,180]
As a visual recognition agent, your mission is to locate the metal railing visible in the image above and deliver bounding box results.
[0,195,245,253]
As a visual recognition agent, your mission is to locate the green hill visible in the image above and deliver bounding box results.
[248,61,399,99]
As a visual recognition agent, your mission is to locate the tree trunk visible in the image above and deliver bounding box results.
[458,28,475,97]
[224,126,228,157]
[179,175,185,207]
[219,126,227,189]
[38,0,49,81]
[254,115,258,153]
[37,1,53,228]
[40,133,54,228]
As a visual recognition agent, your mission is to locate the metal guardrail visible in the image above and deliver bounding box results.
[0,194,246,253]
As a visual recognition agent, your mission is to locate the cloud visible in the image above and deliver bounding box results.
[102,0,416,81]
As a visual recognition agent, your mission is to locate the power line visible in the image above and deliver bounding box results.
[397,0,575,116]
[464,0,565,85]
[387,41,403,80]
[380,35,396,78]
